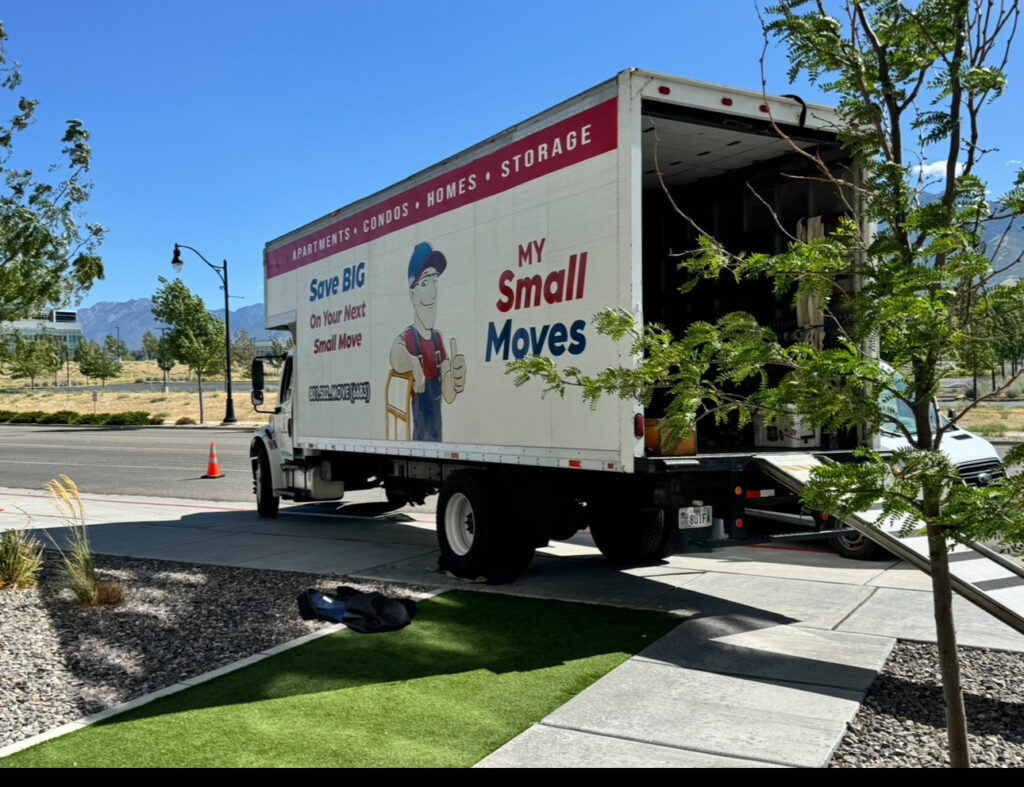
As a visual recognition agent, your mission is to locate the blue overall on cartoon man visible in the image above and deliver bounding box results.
[389,242,466,442]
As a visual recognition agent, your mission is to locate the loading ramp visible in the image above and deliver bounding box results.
[753,452,1024,637]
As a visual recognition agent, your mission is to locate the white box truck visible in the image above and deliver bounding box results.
[250,68,1003,578]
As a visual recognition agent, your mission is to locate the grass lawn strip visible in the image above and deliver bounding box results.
[1,590,680,768]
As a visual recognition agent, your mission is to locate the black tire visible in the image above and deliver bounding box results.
[549,521,581,541]
[590,507,674,565]
[436,471,533,583]
[828,531,882,560]
[254,449,279,519]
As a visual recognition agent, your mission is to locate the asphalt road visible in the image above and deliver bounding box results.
[0,423,1016,512]
[0,424,256,502]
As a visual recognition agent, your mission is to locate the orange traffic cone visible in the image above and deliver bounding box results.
[203,442,224,479]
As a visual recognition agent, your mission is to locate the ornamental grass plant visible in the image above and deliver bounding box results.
[45,475,122,606]
[0,529,43,589]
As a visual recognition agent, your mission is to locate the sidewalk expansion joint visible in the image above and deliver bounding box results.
[831,584,881,631]
[536,721,797,768]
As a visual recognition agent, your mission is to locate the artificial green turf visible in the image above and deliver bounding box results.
[2,590,680,767]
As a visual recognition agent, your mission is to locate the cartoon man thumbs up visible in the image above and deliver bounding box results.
[390,241,468,442]
[441,337,467,403]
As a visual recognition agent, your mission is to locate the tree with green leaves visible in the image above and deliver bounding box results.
[151,277,226,423]
[0,331,11,374]
[510,0,1024,767]
[230,328,257,378]
[155,333,175,393]
[140,330,160,361]
[103,334,128,362]
[268,335,294,368]
[0,22,104,321]
[75,338,121,386]
[7,332,60,389]
[985,281,1024,378]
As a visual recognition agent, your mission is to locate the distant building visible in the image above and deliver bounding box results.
[0,310,85,356]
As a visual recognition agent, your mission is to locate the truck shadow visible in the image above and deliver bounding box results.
[25,511,1020,741]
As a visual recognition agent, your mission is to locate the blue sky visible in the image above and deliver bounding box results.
[3,1,1022,312]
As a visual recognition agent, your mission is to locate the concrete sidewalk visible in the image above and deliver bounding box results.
[4,486,1023,768]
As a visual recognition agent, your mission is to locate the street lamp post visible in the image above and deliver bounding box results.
[171,243,237,424]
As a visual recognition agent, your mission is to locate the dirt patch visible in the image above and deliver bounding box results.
[0,389,269,425]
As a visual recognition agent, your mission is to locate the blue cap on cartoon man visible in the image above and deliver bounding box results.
[407,242,448,288]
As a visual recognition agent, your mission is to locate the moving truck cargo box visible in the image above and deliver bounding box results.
[251,69,876,581]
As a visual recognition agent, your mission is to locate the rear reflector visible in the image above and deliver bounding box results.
[634,414,645,438]
[569,460,582,468]
[721,97,734,106]
[658,85,671,95]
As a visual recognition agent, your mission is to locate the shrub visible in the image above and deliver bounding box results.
[39,410,82,424]
[10,411,43,423]
[76,413,109,425]
[0,530,44,590]
[176,416,196,425]
[105,411,154,426]
[95,581,125,605]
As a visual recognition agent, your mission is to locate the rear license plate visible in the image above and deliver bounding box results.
[679,505,712,529]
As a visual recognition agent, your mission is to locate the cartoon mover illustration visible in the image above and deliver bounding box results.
[387,242,467,442]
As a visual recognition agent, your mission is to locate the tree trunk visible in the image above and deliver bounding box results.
[927,524,971,767]
[197,374,205,424]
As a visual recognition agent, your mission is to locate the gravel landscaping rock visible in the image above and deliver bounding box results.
[0,552,433,751]
[829,641,1024,767]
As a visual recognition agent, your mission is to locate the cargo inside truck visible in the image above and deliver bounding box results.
[638,96,859,453]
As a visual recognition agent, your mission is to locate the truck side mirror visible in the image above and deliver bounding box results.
[252,360,265,392]
[251,389,264,407]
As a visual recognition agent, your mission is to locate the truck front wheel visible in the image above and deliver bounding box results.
[590,507,674,565]
[436,471,533,583]
[253,449,279,519]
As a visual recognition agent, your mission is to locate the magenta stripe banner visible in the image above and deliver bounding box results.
[267,98,618,279]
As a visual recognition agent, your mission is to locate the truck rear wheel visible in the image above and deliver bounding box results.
[590,507,674,565]
[436,471,533,583]
[828,531,882,560]
[254,449,279,519]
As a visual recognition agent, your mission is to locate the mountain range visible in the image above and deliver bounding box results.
[76,299,287,349]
